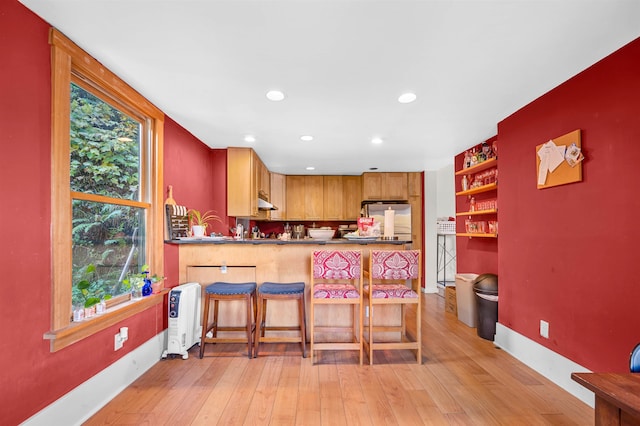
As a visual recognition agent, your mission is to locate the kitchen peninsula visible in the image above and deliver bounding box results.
[172,238,415,338]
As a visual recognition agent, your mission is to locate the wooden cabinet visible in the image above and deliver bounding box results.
[287,175,361,221]
[362,172,408,200]
[256,155,270,200]
[227,147,259,217]
[362,172,383,200]
[286,175,323,220]
[407,172,423,252]
[304,176,324,220]
[408,172,422,197]
[285,175,306,220]
[270,172,286,221]
[323,176,343,220]
[342,175,362,220]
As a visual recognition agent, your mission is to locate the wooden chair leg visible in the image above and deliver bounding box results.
[298,295,307,358]
[212,300,219,338]
[199,294,211,359]
[416,300,422,364]
[310,300,315,364]
[254,294,263,358]
[245,293,253,359]
[369,301,374,365]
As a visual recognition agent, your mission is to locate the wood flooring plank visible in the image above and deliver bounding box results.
[270,356,302,425]
[216,354,267,424]
[159,355,232,425]
[373,366,424,424]
[296,353,321,426]
[356,365,399,425]
[242,356,284,426]
[336,363,372,425]
[189,357,249,425]
[318,360,348,426]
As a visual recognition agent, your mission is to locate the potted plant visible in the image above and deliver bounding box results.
[74,263,112,320]
[123,264,164,299]
[188,209,221,237]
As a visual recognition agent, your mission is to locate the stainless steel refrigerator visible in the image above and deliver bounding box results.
[361,201,412,241]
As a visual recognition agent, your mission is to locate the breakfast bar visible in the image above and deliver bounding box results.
[173,238,416,340]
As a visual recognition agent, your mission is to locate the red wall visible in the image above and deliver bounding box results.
[0,3,228,424]
[162,118,229,289]
[497,37,640,372]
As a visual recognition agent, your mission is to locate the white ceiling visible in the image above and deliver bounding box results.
[20,0,640,175]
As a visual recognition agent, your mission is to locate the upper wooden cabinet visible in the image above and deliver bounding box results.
[227,147,269,218]
[342,175,362,220]
[362,172,408,200]
[256,155,270,199]
[305,176,324,220]
[269,172,286,221]
[323,176,343,220]
[286,175,323,220]
[408,172,422,197]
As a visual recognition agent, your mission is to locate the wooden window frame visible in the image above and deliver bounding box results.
[45,29,165,352]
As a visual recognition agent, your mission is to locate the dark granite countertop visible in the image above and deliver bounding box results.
[167,237,410,246]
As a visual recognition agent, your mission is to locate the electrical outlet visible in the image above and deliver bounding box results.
[114,333,124,350]
[540,320,549,339]
[365,306,369,317]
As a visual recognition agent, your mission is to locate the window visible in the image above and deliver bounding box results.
[47,29,164,351]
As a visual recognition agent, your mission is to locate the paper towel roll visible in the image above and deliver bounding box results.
[384,208,395,237]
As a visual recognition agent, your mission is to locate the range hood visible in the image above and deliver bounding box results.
[258,198,278,210]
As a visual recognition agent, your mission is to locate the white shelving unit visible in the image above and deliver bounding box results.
[436,222,456,295]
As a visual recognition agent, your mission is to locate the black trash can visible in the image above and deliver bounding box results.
[473,273,498,341]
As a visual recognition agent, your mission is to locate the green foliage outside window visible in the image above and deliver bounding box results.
[70,83,146,309]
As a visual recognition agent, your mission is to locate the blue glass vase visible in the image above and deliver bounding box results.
[142,278,153,296]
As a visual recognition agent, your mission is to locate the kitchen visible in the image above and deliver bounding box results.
[167,146,425,339]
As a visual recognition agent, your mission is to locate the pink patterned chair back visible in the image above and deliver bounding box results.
[313,250,361,280]
[371,250,420,280]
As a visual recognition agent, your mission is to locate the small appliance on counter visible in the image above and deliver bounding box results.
[292,224,305,239]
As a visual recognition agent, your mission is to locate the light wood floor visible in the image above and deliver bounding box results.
[86,294,593,425]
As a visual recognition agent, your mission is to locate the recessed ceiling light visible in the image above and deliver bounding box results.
[244,135,256,143]
[371,137,383,145]
[398,92,417,104]
[300,135,314,142]
[266,90,285,101]
[306,166,315,171]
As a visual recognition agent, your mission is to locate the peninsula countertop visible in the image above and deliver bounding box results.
[167,237,410,245]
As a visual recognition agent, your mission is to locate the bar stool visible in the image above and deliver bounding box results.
[199,281,257,359]
[364,250,422,364]
[310,250,363,365]
[254,282,306,358]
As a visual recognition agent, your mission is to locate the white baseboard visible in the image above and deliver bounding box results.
[22,331,167,426]
[494,323,594,407]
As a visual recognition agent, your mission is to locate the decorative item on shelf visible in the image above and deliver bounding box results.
[461,175,469,191]
[471,148,479,166]
[188,209,222,237]
[142,276,153,297]
[470,197,476,212]
[463,150,471,169]
[73,263,112,321]
[123,264,164,300]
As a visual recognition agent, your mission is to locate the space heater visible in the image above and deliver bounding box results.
[162,282,202,359]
